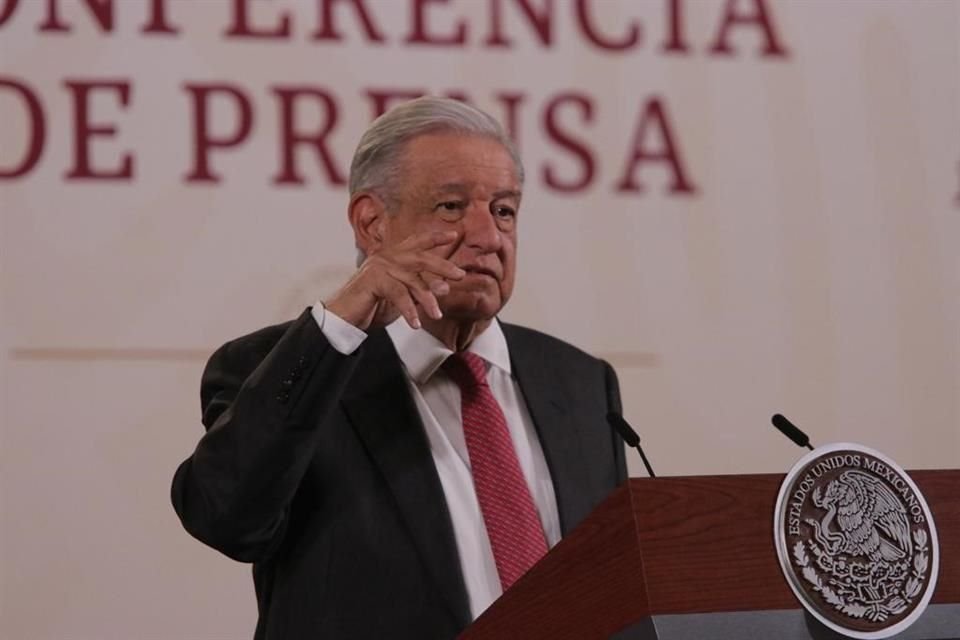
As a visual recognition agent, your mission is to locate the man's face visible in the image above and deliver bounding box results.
[379,133,521,322]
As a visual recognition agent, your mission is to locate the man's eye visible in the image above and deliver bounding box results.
[435,201,464,212]
[493,206,516,218]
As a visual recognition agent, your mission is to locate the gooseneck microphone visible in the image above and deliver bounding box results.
[771,413,815,450]
[607,412,656,478]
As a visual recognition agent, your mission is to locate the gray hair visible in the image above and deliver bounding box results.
[348,96,524,202]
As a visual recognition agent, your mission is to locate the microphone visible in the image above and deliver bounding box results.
[771,413,815,451]
[607,412,656,478]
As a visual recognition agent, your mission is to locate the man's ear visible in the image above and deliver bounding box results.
[348,193,387,256]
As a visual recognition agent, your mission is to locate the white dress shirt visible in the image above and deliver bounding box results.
[311,305,561,619]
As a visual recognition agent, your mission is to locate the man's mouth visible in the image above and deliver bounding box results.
[461,266,499,280]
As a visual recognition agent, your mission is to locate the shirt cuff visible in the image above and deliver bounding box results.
[311,302,368,355]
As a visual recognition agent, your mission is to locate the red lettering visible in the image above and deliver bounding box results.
[616,97,695,195]
[442,91,469,103]
[542,93,595,193]
[141,0,179,34]
[224,0,290,39]
[662,0,689,54]
[485,0,552,48]
[575,0,639,51]
[64,79,133,180]
[272,86,346,186]
[39,0,113,33]
[709,0,788,58]
[365,88,425,119]
[183,83,253,183]
[405,0,466,46]
[312,0,385,43]
[0,77,45,179]
[0,0,19,27]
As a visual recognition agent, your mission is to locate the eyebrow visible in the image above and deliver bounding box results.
[492,189,522,201]
[433,183,469,195]
[433,183,521,199]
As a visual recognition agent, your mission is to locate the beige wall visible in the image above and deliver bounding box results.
[2,1,958,637]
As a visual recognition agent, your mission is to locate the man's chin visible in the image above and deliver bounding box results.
[439,293,505,322]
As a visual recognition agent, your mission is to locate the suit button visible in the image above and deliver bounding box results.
[276,391,290,404]
[281,378,294,387]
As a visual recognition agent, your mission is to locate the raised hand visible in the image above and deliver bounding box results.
[325,230,466,331]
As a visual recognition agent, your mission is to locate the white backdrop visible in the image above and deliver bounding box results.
[2,1,959,638]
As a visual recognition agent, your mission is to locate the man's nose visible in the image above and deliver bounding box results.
[461,203,502,252]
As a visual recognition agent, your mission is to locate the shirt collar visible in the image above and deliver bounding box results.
[385,318,512,385]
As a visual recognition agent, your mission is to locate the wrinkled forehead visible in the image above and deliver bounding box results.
[397,132,523,187]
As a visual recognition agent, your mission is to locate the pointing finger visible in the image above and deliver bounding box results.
[402,230,459,251]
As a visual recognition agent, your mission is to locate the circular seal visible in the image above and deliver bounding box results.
[774,443,939,639]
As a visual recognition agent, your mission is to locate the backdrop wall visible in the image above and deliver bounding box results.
[1,1,958,637]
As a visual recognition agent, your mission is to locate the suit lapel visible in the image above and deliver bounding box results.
[341,330,471,629]
[503,324,594,536]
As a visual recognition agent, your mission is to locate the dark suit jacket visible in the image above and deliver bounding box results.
[172,308,626,639]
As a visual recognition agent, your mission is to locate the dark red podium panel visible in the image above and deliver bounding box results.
[459,471,959,640]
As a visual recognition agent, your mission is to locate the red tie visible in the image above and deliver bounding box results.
[443,351,548,591]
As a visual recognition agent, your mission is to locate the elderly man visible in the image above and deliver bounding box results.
[172,96,626,639]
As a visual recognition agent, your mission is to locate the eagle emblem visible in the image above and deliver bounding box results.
[808,470,911,564]
[774,444,939,639]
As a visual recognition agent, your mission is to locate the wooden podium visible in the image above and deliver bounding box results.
[459,471,960,640]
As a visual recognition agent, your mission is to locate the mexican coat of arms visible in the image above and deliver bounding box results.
[774,443,939,639]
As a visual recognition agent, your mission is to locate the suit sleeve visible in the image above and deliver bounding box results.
[171,309,361,562]
[603,359,629,484]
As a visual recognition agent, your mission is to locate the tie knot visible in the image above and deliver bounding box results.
[443,351,488,390]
